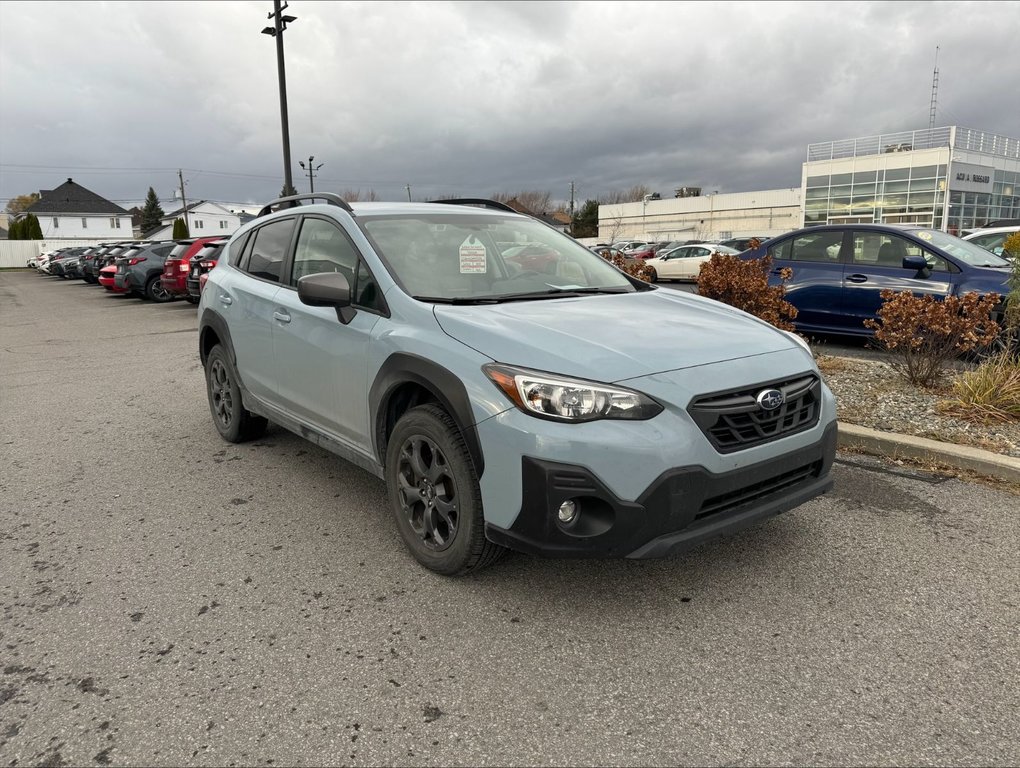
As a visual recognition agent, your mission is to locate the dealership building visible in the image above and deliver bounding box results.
[599,125,1020,242]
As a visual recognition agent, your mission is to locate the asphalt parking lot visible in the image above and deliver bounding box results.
[1,270,1018,767]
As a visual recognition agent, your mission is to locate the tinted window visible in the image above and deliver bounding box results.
[771,231,843,262]
[852,232,950,273]
[244,219,295,283]
[292,218,359,283]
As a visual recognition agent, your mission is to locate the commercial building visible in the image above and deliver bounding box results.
[803,126,1019,234]
[598,125,1020,241]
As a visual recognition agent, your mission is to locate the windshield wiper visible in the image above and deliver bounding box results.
[414,288,630,305]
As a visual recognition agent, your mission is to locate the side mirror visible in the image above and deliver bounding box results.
[902,254,931,277]
[298,271,356,324]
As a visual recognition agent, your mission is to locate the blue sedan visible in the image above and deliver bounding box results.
[738,224,1012,336]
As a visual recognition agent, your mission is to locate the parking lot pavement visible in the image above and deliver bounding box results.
[1,270,1018,767]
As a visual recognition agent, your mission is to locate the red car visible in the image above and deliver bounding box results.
[98,264,129,293]
[161,236,224,303]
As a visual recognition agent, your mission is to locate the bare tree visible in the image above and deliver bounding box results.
[601,185,653,205]
[491,190,553,214]
[338,188,379,202]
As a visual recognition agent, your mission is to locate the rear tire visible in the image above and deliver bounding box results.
[204,344,267,443]
[385,404,505,575]
[145,275,173,302]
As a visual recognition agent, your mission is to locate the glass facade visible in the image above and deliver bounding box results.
[945,170,1020,235]
[804,165,949,228]
[804,128,1020,233]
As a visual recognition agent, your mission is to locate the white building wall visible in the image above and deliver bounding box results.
[599,189,801,242]
[39,214,132,239]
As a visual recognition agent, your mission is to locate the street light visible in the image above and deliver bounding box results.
[298,156,324,193]
[262,1,297,196]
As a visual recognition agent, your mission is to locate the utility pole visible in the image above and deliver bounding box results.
[569,181,575,220]
[298,156,323,193]
[262,1,297,195]
[178,169,189,234]
[405,184,412,202]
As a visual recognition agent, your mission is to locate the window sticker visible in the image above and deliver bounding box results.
[459,236,487,273]
[917,231,933,241]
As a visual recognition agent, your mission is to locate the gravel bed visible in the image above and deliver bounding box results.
[817,354,1020,458]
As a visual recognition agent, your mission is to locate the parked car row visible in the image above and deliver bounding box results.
[28,237,229,304]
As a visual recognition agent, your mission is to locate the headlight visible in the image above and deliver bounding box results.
[483,364,662,422]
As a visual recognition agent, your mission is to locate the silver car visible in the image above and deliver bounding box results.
[199,195,837,575]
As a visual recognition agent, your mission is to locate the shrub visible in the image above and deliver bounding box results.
[941,353,1020,423]
[863,290,1001,388]
[1003,232,1020,338]
[696,253,798,331]
[599,251,653,282]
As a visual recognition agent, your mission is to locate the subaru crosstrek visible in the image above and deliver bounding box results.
[199,195,837,575]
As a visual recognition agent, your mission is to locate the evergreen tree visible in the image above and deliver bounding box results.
[7,218,22,239]
[572,199,600,239]
[25,213,43,239]
[279,183,298,198]
[140,187,165,234]
[172,217,189,239]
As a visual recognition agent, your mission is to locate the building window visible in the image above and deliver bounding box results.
[82,218,87,229]
[195,219,204,229]
[53,218,59,229]
[220,220,227,229]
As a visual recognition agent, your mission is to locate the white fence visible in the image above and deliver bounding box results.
[0,239,108,269]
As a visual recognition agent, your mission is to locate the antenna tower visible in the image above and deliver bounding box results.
[928,46,940,131]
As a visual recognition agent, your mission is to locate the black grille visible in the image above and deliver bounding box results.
[688,373,821,453]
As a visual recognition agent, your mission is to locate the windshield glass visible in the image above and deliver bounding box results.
[360,214,637,301]
[916,229,1010,267]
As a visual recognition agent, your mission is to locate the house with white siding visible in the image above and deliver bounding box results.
[24,178,132,240]
[143,201,241,240]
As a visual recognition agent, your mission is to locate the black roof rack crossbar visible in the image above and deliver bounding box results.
[257,193,355,218]
[427,198,520,214]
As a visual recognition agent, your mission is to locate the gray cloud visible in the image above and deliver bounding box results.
[2,0,1017,211]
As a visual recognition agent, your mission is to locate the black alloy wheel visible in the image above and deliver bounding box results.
[385,405,504,575]
[204,344,267,443]
[145,275,173,302]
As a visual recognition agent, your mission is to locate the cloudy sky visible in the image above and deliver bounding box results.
[1,0,1018,213]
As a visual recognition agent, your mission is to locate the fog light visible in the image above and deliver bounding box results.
[557,500,578,523]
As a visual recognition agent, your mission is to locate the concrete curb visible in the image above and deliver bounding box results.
[837,422,1020,486]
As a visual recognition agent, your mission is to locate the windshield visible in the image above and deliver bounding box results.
[915,229,1010,267]
[360,214,638,301]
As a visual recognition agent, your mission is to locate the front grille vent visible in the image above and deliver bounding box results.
[688,374,821,453]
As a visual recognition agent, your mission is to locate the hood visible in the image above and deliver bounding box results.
[433,289,797,382]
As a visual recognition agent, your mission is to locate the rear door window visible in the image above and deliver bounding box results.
[241,219,295,283]
[770,231,844,262]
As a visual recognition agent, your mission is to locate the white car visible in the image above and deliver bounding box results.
[645,243,740,282]
[962,225,1020,259]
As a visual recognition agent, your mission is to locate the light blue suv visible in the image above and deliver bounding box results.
[199,195,837,574]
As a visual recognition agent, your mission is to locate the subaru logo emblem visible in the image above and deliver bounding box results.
[756,388,785,411]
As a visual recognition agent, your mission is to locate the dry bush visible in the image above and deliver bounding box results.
[696,254,798,331]
[600,252,654,282]
[864,290,1001,388]
[940,353,1020,423]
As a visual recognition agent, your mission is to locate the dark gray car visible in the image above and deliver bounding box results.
[113,242,176,301]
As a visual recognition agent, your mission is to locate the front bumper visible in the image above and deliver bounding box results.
[484,421,836,559]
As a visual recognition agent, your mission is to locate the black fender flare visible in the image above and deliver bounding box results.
[370,353,485,478]
[198,308,238,369]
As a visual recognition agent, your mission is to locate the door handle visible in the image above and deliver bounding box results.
[845,274,868,283]
[273,311,291,323]
[219,294,233,305]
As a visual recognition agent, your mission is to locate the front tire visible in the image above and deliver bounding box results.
[385,404,504,575]
[204,344,267,443]
[648,268,658,283]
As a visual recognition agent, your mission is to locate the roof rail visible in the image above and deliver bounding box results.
[428,198,520,214]
[257,193,355,218]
